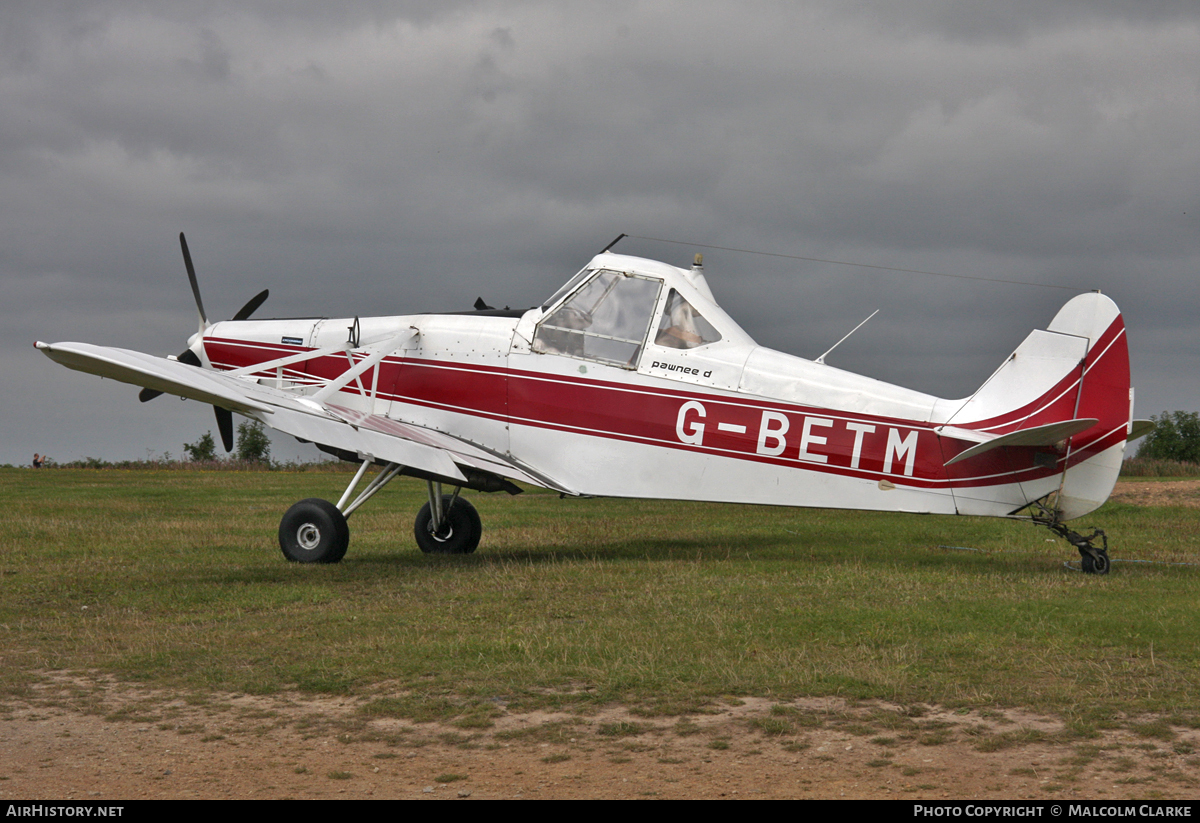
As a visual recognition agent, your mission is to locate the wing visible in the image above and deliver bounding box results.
[36,339,573,494]
[38,341,274,414]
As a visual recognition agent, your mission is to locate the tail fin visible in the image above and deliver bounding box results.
[941,292,1131,520]
[1051,294,1132,519]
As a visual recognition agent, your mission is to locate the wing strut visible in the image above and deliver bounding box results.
[312,330,417,404]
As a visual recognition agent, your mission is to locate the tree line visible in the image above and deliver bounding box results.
[1135,411,1200,464]
[184,420,272,463]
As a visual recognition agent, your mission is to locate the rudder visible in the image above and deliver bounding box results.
[1049,293,1131,520]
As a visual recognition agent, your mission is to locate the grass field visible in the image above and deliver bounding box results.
[2,467,1198,736]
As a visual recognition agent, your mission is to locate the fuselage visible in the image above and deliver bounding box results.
[198,253,1131,519]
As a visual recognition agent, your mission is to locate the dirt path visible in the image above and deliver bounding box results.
[1108,478,1200,508]
[2,675,1197,800]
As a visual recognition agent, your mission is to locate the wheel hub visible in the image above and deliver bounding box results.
[297,523,322,550]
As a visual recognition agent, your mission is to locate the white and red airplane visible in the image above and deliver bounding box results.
[38,234,1150,573]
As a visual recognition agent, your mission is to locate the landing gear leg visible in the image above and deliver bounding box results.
[1046,522,1111,575]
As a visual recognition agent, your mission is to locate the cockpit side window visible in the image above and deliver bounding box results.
[533,270,662,368]
[654,289,722,349]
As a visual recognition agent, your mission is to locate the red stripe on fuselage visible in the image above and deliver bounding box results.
[202,315,1127,491]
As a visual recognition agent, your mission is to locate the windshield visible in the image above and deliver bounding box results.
[533,270,662,368]
[541,268,592,310]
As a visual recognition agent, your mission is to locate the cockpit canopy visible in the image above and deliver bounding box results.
[532,254,748,370]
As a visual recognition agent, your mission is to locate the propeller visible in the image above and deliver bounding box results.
[180,231,207,334]
[214,406,235,453]
[232,288,270,321]
[139,233,269,452]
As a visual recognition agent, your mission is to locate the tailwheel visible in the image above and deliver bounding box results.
[279,498,349,564]
[415,491,481,555]
[1080,546,1111,576]
[1044,521,1110,576]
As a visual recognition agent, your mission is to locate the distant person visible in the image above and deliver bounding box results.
[32,453,44,468]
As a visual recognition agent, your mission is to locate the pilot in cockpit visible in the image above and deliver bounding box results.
[655,289,721,350]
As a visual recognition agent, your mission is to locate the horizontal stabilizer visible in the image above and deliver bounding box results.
[941,418,1098,467]
[1127,419,1155,442]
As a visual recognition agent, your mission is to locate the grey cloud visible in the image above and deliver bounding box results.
[6,2,1198,465]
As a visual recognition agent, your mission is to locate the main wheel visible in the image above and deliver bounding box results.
[1081,550,1111,575]
[279,498,349,563]
[414,495,481,555]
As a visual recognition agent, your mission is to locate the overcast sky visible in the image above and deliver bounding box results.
[5,1,1198,466]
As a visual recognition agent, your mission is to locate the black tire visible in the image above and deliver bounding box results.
[414,495,481,555]
[1081,550,1111,575]
[279,498,349,563]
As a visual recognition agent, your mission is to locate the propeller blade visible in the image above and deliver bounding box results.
[214,406,234,452]
[141,236,236,405]
[138,348,202,402]
[231,289,269,321]
[180,232,207,333]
